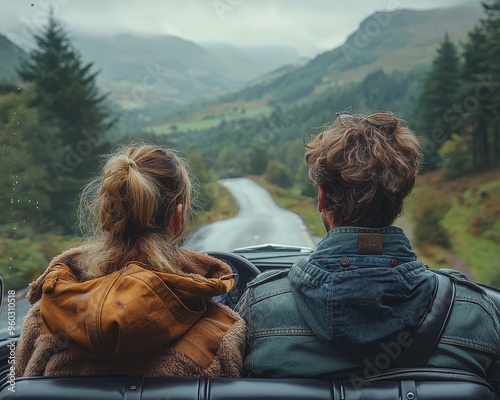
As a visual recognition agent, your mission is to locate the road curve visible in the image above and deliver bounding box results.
[187,178,316,252]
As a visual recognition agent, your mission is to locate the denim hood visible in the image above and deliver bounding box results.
[289,226,436,346]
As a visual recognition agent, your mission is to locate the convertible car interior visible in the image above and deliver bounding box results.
[1,247,499,400]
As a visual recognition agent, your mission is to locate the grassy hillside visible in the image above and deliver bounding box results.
[73,33,301,119]
[385,169,500,285]
[152,2,483,133]
[149,102,272,135]
[407,169,500,285]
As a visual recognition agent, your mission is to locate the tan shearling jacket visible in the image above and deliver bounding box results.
[15,244,245,378]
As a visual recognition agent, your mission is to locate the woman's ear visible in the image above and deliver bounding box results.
[170,204,184,234]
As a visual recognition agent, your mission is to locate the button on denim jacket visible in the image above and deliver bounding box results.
[236,227,500,381]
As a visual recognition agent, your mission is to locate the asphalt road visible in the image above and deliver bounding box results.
[187,177,316,252]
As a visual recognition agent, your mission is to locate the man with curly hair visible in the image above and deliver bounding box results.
[237,112,500,383]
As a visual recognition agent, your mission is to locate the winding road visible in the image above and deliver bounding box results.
[187,178,316,252]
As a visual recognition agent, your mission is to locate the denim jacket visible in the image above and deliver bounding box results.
[237,227,500,381]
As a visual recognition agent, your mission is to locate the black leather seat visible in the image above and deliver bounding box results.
[0,368,496,400]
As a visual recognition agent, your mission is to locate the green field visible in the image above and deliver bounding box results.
[149,106,272,134]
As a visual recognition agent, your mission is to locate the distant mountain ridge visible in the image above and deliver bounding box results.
[0,1,484,128]
[0,28,299,117]
[149,1,484,132]
[72,33,300,118]
[212,2,484,107]
[0,34,26,82]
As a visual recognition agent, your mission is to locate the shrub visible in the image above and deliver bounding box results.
[410,187,450,247]
[265,160,293,188]
[0,233,73,291]
[438,134,473,180]
[297,163,316,197]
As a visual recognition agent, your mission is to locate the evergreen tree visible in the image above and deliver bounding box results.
[482,0,500,164]
[415,34,460,169]
[17,10,112,231]
[0,87,53,233]
[459,26,491,168]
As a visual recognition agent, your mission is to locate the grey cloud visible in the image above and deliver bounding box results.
[1,0,474,56]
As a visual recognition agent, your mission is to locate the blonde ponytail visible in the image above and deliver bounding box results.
[78,143,192,276]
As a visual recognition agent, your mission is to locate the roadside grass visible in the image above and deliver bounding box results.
[441,179,500,285]
[406,169,500,286]
[0,233,77,291]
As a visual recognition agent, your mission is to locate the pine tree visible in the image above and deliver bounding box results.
[459,26,491,168]
[0,87,53,233]
[415,34,460,170]
[482,0,500,164]
[17,10,112,231]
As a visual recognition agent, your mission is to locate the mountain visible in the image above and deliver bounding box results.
[0,34,26,82]
[150,1,484,132]
[72,34,300,119]
[1,2,484,133]
[222,2,484,105]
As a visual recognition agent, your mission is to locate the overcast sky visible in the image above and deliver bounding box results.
[1,0,476,56]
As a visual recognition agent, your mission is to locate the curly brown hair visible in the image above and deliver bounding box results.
[305,112,421,228]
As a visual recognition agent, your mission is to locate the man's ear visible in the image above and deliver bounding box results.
[317,185,327,213]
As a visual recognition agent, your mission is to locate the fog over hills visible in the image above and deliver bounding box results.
[210,1,484,107]
[70,33,302,118]
[0,1,484,125]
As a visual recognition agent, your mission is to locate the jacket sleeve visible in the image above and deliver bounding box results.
[14,302,42,377]
[15,301,76,377]
[211,314,246,377]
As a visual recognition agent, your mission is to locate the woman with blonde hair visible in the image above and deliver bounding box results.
[15,143,245,377]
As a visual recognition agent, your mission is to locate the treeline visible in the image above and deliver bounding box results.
[174,67,426,195]
[416,0,500,177]
[176,1,500,188]
[2,3,500,288]
[0,12,177,289]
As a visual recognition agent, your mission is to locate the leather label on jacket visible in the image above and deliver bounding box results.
[358,233,383,255]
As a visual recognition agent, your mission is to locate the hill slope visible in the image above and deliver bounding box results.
[72,33,300,119]
[151,2,483,132]
[225,2,483,105]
